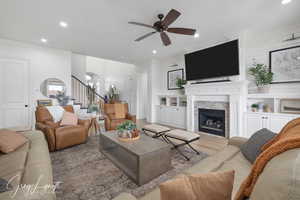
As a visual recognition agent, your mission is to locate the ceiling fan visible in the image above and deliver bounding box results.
[129,9,196,46]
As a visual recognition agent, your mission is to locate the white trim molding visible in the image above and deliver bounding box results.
[185,81,248,138]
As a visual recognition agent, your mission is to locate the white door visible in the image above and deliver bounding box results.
[246,113,263,137]
[0,59,30,128]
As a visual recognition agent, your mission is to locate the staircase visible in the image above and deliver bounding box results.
[71,75,105,110]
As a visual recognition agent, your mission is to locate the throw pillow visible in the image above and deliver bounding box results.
[188,170,235,200]
[0,178,12,193]
[60,111,78,126]
[240,128,276,163]
[0,130,28,153]
[159,171,235,200]
[160,176,196,200]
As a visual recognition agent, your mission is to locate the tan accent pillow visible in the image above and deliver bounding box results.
[0,130,28,153]
[160,170,235,200]
[188,170,235,200]
[160,176,196,200]
[60,111,78,126]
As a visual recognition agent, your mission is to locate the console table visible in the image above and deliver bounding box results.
[99,131,171,185]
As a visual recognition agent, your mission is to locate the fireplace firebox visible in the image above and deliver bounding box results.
[198,108,225,137]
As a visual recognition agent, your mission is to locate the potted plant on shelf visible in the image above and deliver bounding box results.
[251,104,259,112]
[249,63,274,93]
[116,120,140,141]
[176,78,187,95]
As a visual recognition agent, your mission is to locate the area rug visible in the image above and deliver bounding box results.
[50,136,208,200]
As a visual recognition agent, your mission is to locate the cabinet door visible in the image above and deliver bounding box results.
[268,115,296,133]
[169,107,186,128]
[176,107,186,128]
[246,114,264,137]
[160,106,169,124]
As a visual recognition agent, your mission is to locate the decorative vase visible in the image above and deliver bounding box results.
[257,85,270,93]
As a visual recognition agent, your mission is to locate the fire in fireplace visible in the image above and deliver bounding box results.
[198,108,225,137]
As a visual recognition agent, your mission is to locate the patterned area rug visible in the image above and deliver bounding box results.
[51,136,208,200]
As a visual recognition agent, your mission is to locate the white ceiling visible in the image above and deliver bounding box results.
[0,0,299,64]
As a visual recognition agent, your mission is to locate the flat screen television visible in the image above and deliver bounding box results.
[185,40,239,81]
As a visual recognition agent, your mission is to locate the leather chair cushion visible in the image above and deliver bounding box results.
[44,121,60,128]
[55,126,87,149]
[104,104,115,114]
[36,107,53,122]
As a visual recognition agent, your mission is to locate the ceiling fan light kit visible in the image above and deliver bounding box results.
[129,9,196,46]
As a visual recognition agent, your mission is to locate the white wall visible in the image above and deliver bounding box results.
[136,72,148,119]
[86,56,138,114]
[244,23,300,92]
[0,38,72,127]
[145,23,300,123]
[71,53,86,83]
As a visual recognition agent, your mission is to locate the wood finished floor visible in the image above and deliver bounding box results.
[136,119,228,156]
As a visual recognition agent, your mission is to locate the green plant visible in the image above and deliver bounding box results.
[176,78,187,89]
[251,104,259,108]
[108,85,119,102]
[87,104,99,113]
[249,63,273,86]
[116,120,137,132]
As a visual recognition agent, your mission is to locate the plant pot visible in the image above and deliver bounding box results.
[257,85,270,93]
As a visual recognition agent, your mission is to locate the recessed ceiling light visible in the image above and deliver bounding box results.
[59,21,68,28]
[281,0,292,5]
[152,50,157,54]
[194,33,200,38]
[297,56,300,60]
[40,38,48,43]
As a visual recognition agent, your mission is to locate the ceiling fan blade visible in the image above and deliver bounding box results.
[128,22,154,29]
[135,31,157,42]
[167,28,196,35]
[162,9,181,27]
[160,32,171,46]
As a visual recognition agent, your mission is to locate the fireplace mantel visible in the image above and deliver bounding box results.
[185,81,247,138]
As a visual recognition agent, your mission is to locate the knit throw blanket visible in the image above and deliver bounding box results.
[235,117,300,200]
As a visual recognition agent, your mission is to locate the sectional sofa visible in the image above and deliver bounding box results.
[0,130,55,200]
[113,137,300,200]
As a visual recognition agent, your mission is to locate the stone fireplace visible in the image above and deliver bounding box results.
[195,101,229,137]
[185,81,247,138]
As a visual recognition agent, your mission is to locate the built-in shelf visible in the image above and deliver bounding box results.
[248,93,300,99]
[247,93,300,114]
[158,95,187,107]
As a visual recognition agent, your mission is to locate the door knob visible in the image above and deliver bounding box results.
[25,105,28,107]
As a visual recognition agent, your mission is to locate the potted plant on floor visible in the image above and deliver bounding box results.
[176,78,187,95]
[249,63,274,93]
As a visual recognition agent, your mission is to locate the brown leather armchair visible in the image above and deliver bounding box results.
[35,105,90,151]
[104,103,136,131]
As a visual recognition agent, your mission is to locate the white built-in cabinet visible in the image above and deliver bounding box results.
[245,112,299,137]
[245,93,300,137]
[156,106,186,128]
[155,95,187,129]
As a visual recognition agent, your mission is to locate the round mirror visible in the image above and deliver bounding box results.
[40,78,66,98]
